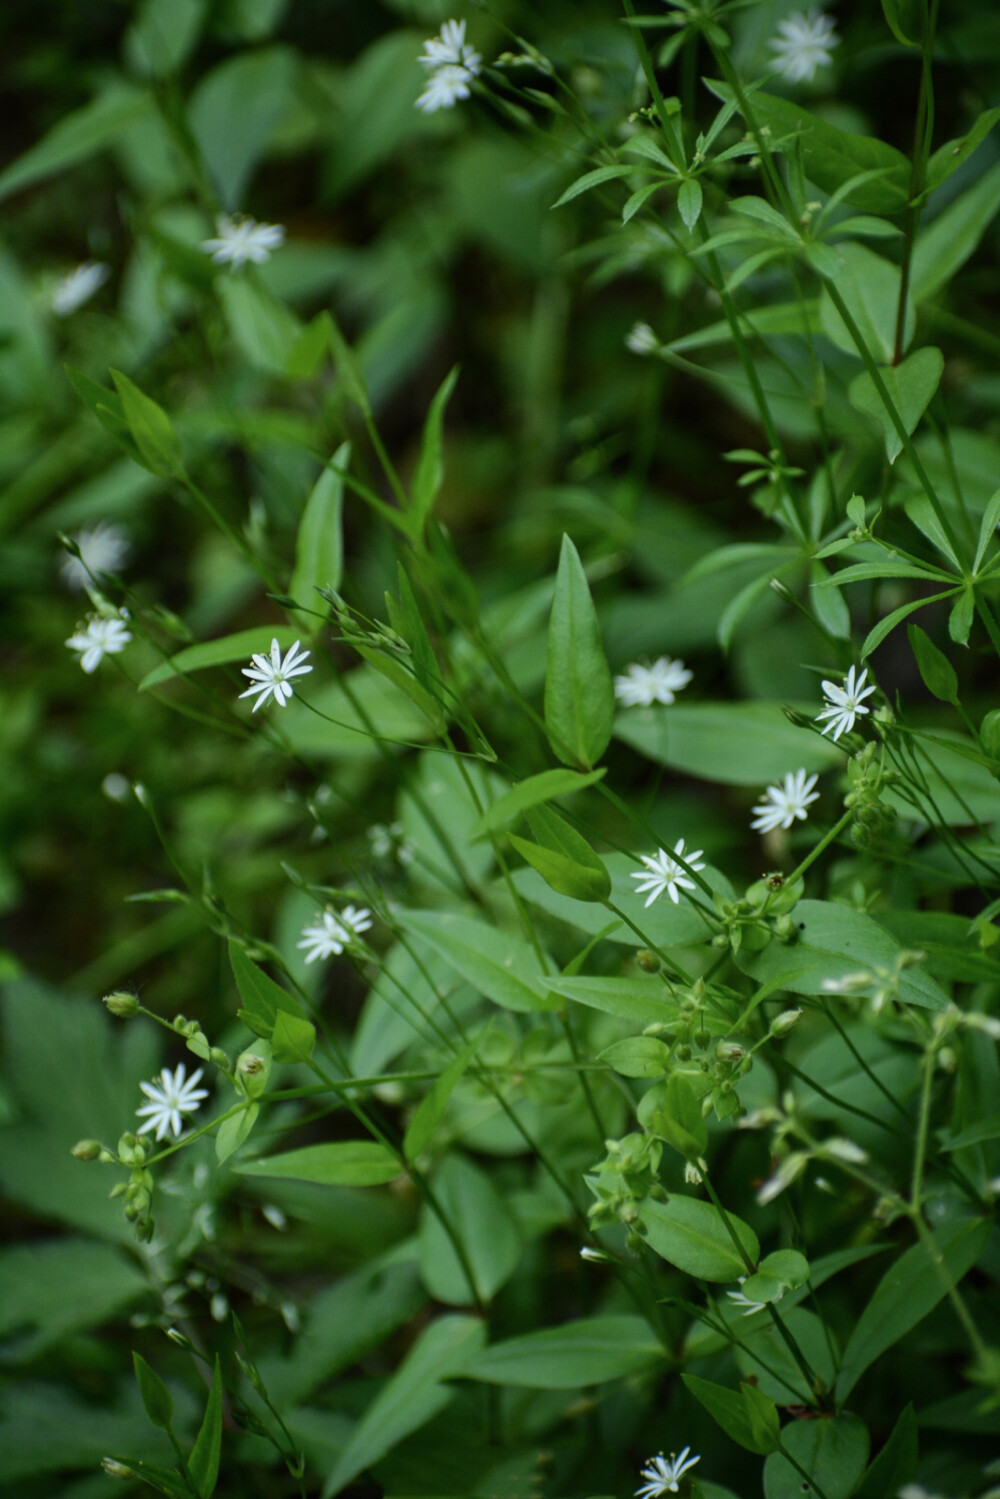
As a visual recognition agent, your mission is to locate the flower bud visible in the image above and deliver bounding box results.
[635,949,660,973]
[165,1327,194,1350]
[102,1458,136,1479]
[210,1047,232,1073]
[71,1139,103,1161]
[238,1053,265,1076]
[715,1041,744,1064]
[770,1008,802,1038]
[103,991,139,1018]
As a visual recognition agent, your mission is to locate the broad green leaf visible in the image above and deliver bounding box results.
[218,277,302,375]
[233,1140,401,1186]
[215,1102,259,1164]
[638,1072,708,1158]
[682,1374,775,1455]
[470,768,606,838]
[189,46,297,207]
[229,942,305,1038]
[764,1412,868,1499]
[736,899,950,1010]
[743,1383,782,1454]
[410,366,459,537]
[188,1357,223,1499]
[678,177,703,230]
[548,973,683,1027]
[925,107,1000,194]
[615,702,842,786]
[854,1405,917,1499]
[140,627,302,691]
[514,851,722,948]
[848,347,943,464]
[110,370,185,479]
[418,1154,522,1304]
[0,87,154,203]
[544,535,615,769]
[322,1316,485,1498]
[820,244,913,362]
[641,1193,759,1281]
[403,1040,479,1163]
[282,665,436,757]
[396,910,557,1013]
[133,1353,173,1429]
[835,1218,991,1401]
[509,833,610,902]
[288,443,348,634]
[912,163,1000,302]
[270,1010,316,1066]
[908,624,959,703]
[598,1035,671,1078]
[464,1315,663,1387]
[948,586,975,646]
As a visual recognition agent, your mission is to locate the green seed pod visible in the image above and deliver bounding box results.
[71,1139,102,1161]
[636,948,660,972]
[103,991,139,1018]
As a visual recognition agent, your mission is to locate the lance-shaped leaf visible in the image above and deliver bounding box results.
[288,443,348,634]
[544,535,615,769]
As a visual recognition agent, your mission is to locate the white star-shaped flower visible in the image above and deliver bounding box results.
[65,613,132,673]
[239,638,312,711]
[726,1276,769,1316]
[338,904,374,939]
[751,768,820,833]
[769,8,839,83]
[202,214,285,270]
[297,905,373,964]
[636,1448,701,1498]
[52,261,110,316]
[136,1063,209,1141]
[815,664,876,741]
[614,656,693,707]
[61,522,130,591]
[416,18,481,112]
[631,839,705,907]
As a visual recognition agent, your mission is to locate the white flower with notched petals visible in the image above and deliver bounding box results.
[416,18,481,112]
[631,839,705,907]
[727,1276,769,1316]
[52,261,110,316]
[815,664,876,741]
[769,8,839,83]
[626,321,659,356]
[136,1063,209,1141]
[298,910,349,964]
[751,768,820,833]
[614,656,692,708]
[202,214,285,270]
[636,1448,701,1498]
[239,638,312,711]
[338,904,374,940]
[65,613,132,673]
[61,522,130,591]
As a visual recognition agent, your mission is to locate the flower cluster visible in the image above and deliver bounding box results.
[416,19,482,113]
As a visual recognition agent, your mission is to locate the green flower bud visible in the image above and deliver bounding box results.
[103,991,139,1018]
[210,1047,232,1073]
[770,1008,802,1037]
[102,1458,136,1479]
[71,1139,102,1161]
[635,949,660,973]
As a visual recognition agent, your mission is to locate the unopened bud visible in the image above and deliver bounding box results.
[210,1047,232,1072]
[238,1053,265,1076]
[103,991,139,1018]
[715,1041,744,1064]
[635,949,660,973]
[165,1327,194,1349]
[770,1008,802,1037]
[102,1458,136,1479]
[72,1139,102,1161]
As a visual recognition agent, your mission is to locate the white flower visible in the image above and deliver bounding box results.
[579,1245,609,1263]
[751,768,820,833]
[756,1150,809,1205]
[202,214,285,270]
[815,664,876,741]
[65,613,132,673]
[727,1276,768,1316]
[636,1448,701,1498]
[769,8,839,83]
[60,522,130,590]
[239,638,312,711]
[52,261,110,316]
[416,18,481,112]
[297,904,373,963]
[626,321,659,356]
[136,1063,209,1141]
[339,904,374,939]
[614,656,693,707]
[821,1136,869,1164]
[631,839,706,907]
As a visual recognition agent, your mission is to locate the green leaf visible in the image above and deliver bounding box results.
[682,1374,775,1455]
[140,627,302,691]
[925,107,1000,195]
[973,486,1000,574]
[848,347,943,464]
[133,1353,173,1430]
[912,162,1000,302]
[124,0,205,78]
[233,1140,401,1186]
[734,1307,836,1404]
[0,1239,148,1361]
[638,1072,709,1159]
[547,974,683,1027]
[403,1038,479,1162]
[742,1383,782,1454]
[288,443,348,634]
[471,768,606,838]
[948,587,975,646]
[764,1413,869,1499]
[396,910,557,1013]
[323,309,371,416]
[465,1316,663,1387]
[189,45,297,207]
[110,370,185,479]
[65,365,140,459]
[508,832,610,902]
[544,535,615,769]
[908,624,959,703]
[217,278,302,375]
[188,1357,223,1498]
[861,589,956,659]
[552,164,637,208]
[835,1219,991,1401]
[880,0,918,45]
[641,1193,759,1281]
[736,900,950,1010]
[678,177,703,230]
[410,366,459,537]
[418,1153,522,1304]
[820,244,913,362]
[215,1102,259,1164]
[598,1036,671,1078]
[322,1316,485,1497]
[615,702,842,786]
[229,942,305,1039]
[270,1009,316,1066]
[854,1405,917,1499]
[0,87,154,203]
